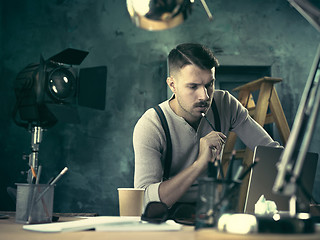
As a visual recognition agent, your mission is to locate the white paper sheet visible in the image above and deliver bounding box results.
[23,216,182,233]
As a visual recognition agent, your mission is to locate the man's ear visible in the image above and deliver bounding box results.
[166,76,176,93]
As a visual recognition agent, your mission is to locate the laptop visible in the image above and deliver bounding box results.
[244,145,318,214]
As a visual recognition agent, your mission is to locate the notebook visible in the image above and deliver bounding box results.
[244,145,318,214]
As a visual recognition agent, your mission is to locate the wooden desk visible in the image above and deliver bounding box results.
[1,213,320,240]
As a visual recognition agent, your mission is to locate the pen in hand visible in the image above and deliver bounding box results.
[201,112,216,132]
[202,112,226,178]
[201,112,225,150]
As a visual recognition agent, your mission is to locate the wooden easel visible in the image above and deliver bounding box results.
[221,77,290,212]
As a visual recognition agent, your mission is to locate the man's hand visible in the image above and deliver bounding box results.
[197,131,227,169]
[159,130,227,207]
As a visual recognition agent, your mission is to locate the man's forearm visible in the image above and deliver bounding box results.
[158,160,206,207]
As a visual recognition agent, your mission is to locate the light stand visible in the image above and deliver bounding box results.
[13,48,107,183]
[24,126,43,184]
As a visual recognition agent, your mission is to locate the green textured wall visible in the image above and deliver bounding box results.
[1,0,320,215]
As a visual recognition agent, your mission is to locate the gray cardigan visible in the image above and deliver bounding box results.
[133,90,280,205]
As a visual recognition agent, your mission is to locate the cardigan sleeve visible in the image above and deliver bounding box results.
[133,108,165,206]
[216,90,280,151]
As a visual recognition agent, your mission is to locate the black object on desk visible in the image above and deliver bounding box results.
[0,214,9,219]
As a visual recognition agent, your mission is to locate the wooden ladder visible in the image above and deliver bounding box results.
[221,77,290,212]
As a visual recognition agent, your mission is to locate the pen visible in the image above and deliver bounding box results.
[233,165,244,182]
[226,149,236,180]
[30,166,37,184]
[49,167,68,185]
[202,112,226,178]
[238,160,259,181]
[201,112,216,131]
[46,177,54,185]
[36,165,42,185]
[28,165,45,223]
[35,167,68,203]
[216,155,225,180]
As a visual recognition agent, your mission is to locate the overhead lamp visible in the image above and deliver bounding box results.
[126,0,213,31]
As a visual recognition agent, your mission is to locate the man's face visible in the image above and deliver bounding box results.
[168,64,215,123]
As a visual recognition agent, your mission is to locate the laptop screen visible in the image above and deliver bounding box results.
[244,145,318,213]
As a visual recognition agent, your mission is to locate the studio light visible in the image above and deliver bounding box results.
[13,48,107,129]
[12,48,107,183]
[47,67,77,102]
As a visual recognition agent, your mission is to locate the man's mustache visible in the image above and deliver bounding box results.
[194,101,210,108]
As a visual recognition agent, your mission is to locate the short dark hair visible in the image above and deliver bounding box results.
[168,43,219,76]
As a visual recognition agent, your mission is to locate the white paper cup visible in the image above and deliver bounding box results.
[117,188,145,216]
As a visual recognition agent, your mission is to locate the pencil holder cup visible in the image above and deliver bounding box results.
[195,177,241,230]
[15,183,55,224]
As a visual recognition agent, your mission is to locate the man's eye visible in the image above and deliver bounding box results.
[189,85,197,89]
[206,81,214,88]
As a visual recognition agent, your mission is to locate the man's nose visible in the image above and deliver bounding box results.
[199,87,210,101]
